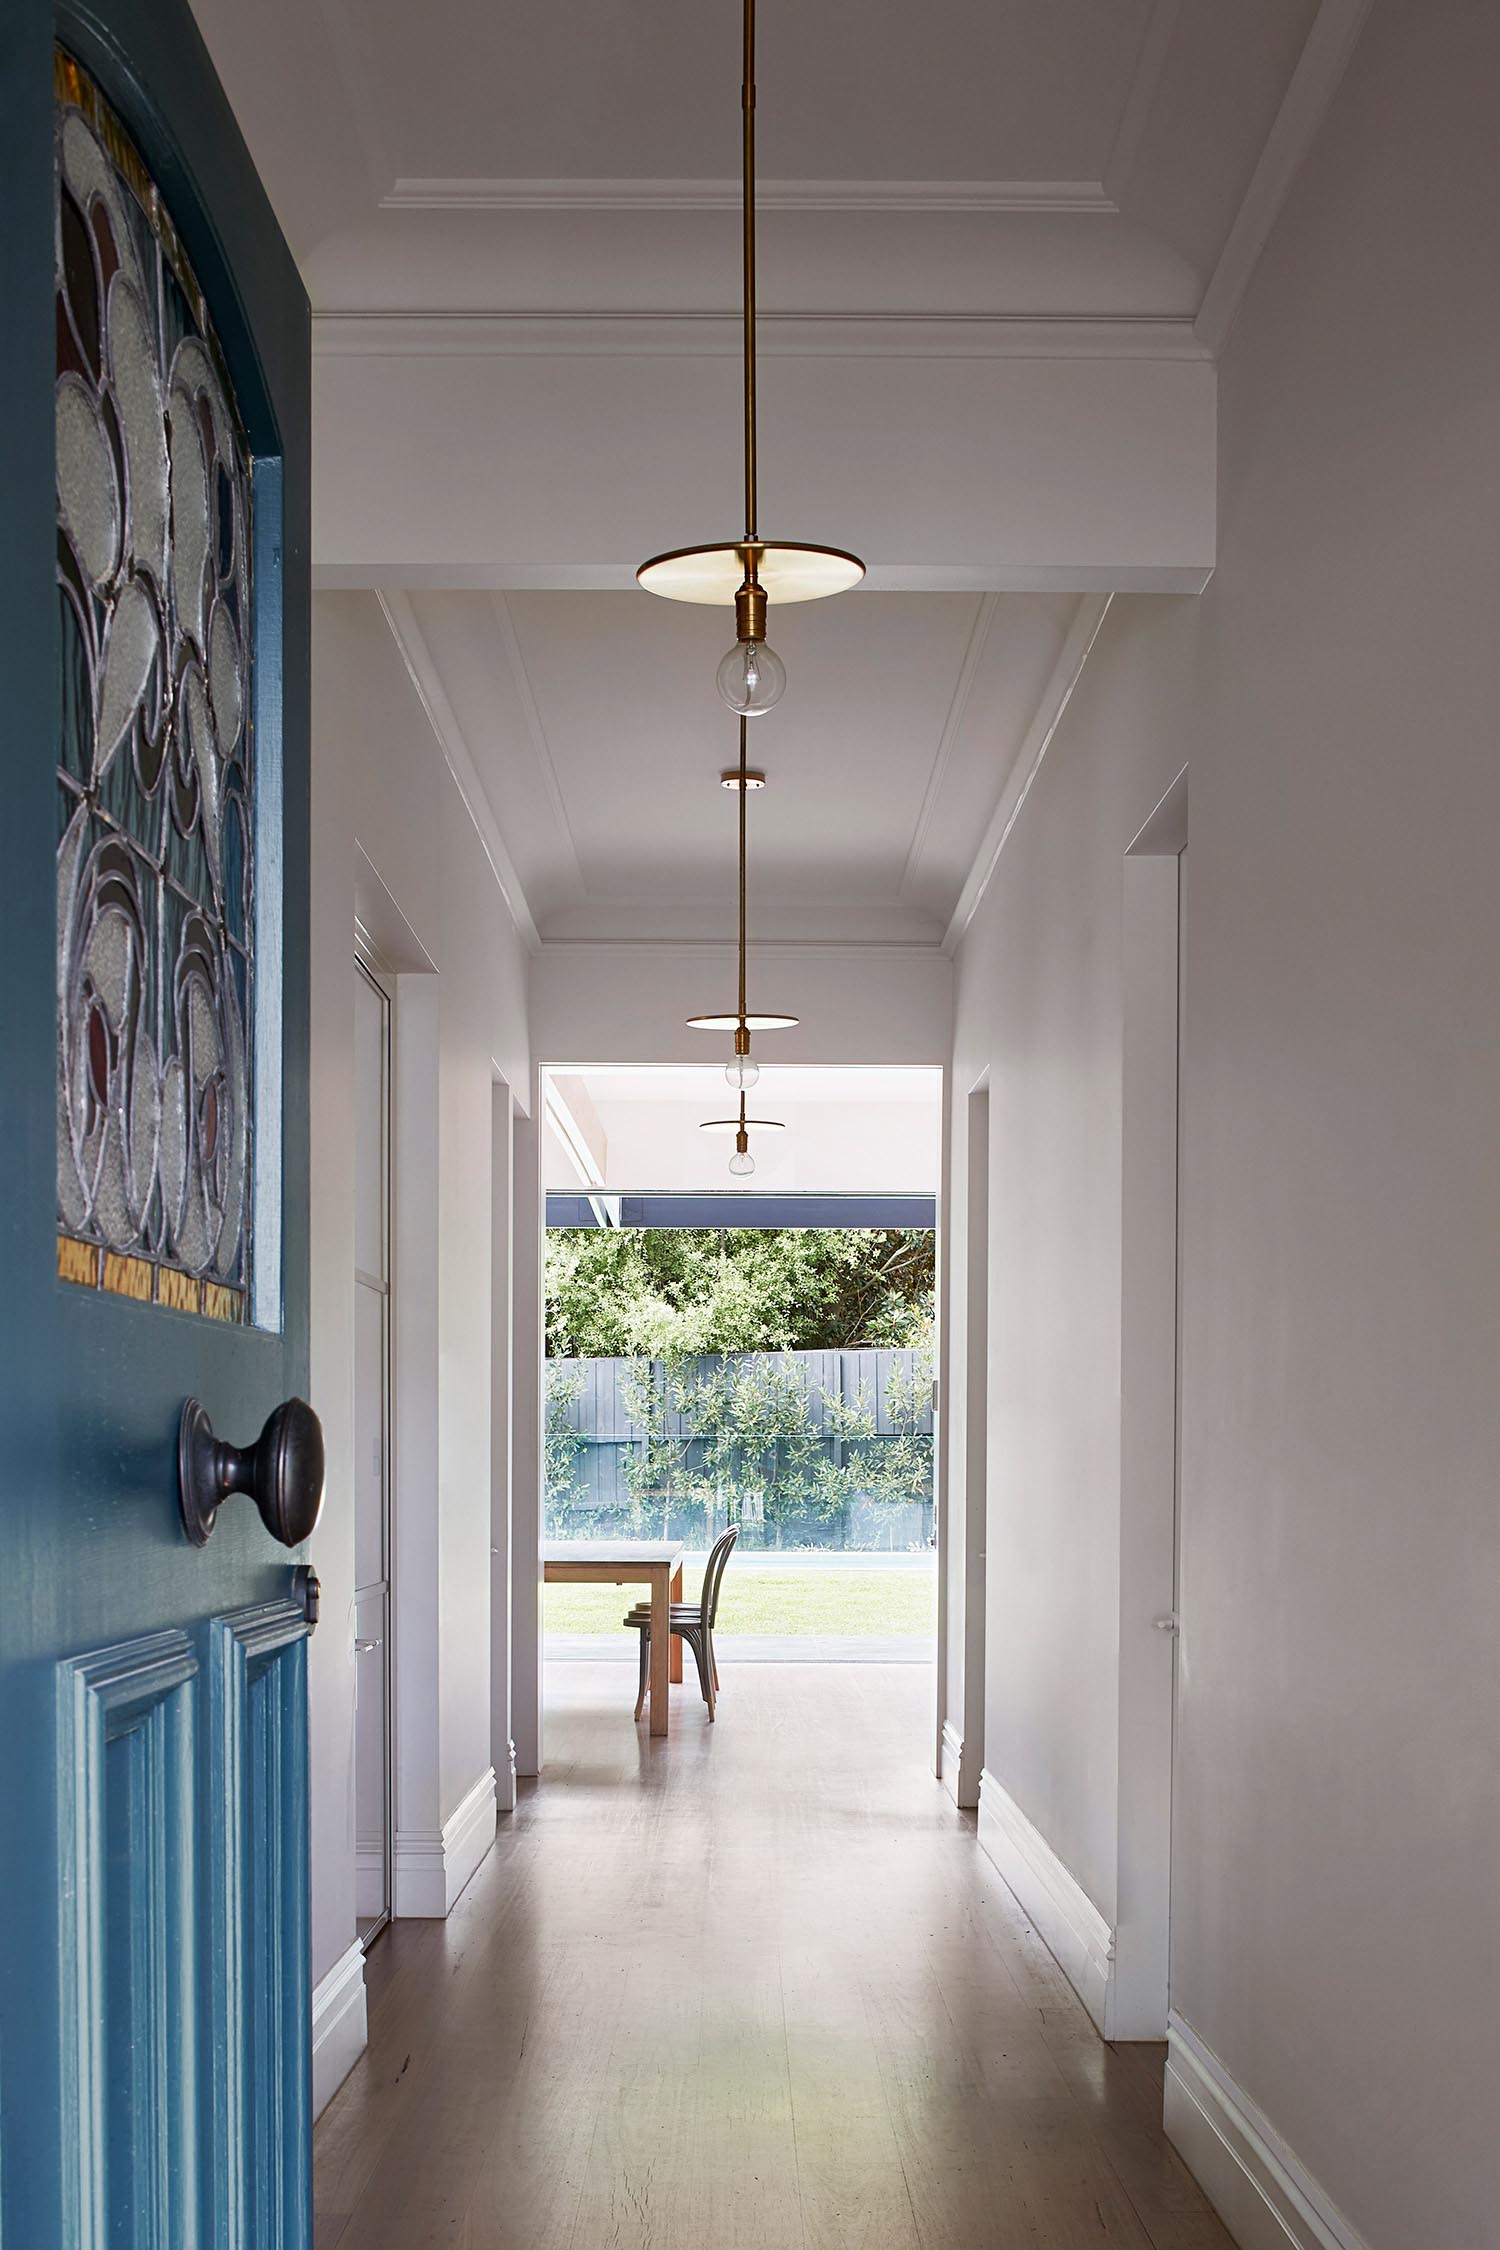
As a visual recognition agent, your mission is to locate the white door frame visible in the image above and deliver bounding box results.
[1114,765,1187,2037]
[956,1081,989,1808]
[938,1075,989,1807]
[509,1071,545,1779]
[490,1079,517,1809]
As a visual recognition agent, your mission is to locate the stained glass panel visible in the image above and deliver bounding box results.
[54,51,255,1322]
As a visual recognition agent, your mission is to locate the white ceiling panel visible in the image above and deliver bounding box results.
[382,584,1090,944]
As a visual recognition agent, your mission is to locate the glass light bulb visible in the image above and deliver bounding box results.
[725,1054,760,1091]
[716,637,786,718]
[728,1148,756,1177]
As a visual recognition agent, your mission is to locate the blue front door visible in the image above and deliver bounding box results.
[0,1,313,2242]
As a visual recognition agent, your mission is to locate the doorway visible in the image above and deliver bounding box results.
[353,956,395,1945]
[531,1064,943,1753]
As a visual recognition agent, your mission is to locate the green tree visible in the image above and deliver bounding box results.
[545,1227,933,1358]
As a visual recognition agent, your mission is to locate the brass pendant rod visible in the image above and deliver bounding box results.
[737,718,749,1028]
[742,0,758,545]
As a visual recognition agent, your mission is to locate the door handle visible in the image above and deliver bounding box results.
[354,1637,383,1653]
[178,1397,326,1549]
[1152,1613,1179,1633]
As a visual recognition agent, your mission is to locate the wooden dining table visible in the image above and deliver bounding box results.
[542,1539,686,1736]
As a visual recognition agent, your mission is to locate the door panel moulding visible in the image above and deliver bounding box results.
[57,1633,199,2250]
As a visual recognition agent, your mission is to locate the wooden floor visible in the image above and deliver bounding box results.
[315,1663,1235,2249]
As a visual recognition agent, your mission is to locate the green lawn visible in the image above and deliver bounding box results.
[544,1565,936,1638]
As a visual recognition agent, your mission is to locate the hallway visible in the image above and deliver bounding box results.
[314,1667,1233,2249]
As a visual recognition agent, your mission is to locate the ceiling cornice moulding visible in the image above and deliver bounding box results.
[381,176,1116,215]
[375,589,542,954]
[312,310,1209,363]
[1193,0,1373,353]
[944,592,1113,955]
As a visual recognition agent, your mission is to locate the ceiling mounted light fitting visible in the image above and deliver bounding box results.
[690,721,793,1154]
[701,1090,786,1177]
[637,0,864,714]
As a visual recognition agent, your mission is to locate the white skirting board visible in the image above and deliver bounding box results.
[976,1768,1115,2034]
[1165,2017,1371,2250]
[496,1735,518,1815]
[940,1720,982,1810]
[393,1766,498,1919]
[311,1941,368,2119]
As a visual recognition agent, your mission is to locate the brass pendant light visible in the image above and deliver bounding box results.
[637,0,864,715]
[695,718,787,1176]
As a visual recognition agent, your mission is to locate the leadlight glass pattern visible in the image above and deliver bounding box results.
[54,51,254,1322]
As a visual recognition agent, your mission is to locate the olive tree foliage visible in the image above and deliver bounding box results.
[545,1227,934,1359]
[544,1228,937,1545]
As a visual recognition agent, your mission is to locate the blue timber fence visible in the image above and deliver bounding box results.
[546,1348,935,1553]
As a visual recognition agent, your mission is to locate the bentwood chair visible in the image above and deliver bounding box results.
[627,1525,738,1722]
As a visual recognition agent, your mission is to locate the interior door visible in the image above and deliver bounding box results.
[0,3,313,2244]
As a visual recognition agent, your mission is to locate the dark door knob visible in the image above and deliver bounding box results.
[178,1396,325,1549]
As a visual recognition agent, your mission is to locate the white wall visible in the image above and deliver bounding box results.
[951,6,1500,2242]
[311,342,1215,596]
[530,942,951,1069]
[307,592,530,2092]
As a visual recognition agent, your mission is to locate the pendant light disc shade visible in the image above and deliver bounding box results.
[638,540,865,607]
[687,1011,798,1032]
[699,1117,786,1134]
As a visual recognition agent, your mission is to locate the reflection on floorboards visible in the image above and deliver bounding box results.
[314,1662,1233,2248]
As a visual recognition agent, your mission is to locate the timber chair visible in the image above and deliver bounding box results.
[627,1525,738,1722]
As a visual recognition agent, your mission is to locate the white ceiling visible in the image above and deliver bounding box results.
[545,1066,942,1194]
[191,0,1320,319]
[191,0,1358,955]
[393,586,1077,942]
